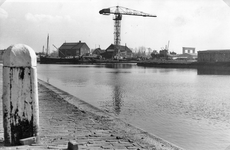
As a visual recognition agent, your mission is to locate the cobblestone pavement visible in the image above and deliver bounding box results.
[0,80,183,150]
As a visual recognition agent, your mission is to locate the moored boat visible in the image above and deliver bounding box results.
[40,56,80,64]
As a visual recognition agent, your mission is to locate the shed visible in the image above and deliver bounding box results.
[59,41,90,58]
[92,48,105,56]
[101,44,133,59]
[198,50,230,62]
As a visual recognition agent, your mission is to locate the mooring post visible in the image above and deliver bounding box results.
[2,44,39,146]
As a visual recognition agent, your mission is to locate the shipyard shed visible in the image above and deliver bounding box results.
[101,44,133,59]
[59,41,90,58]
[198,50,230,62]
[92,48,105,56]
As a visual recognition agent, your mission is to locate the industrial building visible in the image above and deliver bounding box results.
[167,47,197,60]
[92,48,105,56]
[175,47,197,60]
[101,44,133,59]
[182,47,195,54]
[58,41,90,58]
[198,50,230,62]
[175,53,197,60]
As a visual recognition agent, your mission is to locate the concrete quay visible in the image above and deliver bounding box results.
[0,80,183,150]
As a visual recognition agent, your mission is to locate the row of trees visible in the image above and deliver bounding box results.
[131,46,156,58]
[131,46,177,59]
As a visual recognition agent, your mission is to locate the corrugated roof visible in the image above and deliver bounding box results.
[59,42,86,50]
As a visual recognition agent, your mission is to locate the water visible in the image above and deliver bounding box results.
[36,64,230,150]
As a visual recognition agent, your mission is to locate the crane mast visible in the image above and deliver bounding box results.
[99,6,156,46]
[114,6,122,45]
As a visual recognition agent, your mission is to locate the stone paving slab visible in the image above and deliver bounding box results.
[0,80,184,150]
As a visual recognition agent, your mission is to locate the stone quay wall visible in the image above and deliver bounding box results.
[0,79,184,150]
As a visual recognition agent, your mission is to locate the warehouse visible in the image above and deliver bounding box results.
[101,44,133,59]
[198,50,230,62]
[92,48,105,56]
[59,41,90,58]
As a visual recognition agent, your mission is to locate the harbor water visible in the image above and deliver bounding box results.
[17,64,230,149]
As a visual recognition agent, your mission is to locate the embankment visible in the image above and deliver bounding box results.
[38,79,184,150]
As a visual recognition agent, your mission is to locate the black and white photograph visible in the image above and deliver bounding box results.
[0,0,230,149]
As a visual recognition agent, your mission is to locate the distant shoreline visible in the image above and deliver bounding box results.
[137,60,230,69]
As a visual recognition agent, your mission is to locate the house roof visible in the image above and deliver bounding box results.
[93,48,105,54]
[59,42,86,50]
[106,44,132,53]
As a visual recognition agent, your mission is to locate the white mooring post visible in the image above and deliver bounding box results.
[2,44,39,146]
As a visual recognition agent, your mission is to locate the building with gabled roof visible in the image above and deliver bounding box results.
[92,48,105,56]
[101,44,133,59]
[59,41,90,58]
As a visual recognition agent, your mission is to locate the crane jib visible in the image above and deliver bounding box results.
[99,8,110,14]
[99,6,157,46]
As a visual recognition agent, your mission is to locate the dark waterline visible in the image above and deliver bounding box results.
[36,64,230,150]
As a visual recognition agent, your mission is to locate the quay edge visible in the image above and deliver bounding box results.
[38,79,184,150]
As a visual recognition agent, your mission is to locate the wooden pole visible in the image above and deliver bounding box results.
[2,44,39,146]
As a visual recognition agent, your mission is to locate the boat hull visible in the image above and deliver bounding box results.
[40,56,80,64]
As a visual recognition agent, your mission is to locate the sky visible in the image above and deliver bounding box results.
[0,0,230,54]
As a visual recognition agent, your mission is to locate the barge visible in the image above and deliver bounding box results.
[39,56,81,64]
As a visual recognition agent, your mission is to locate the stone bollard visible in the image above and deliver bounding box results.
[2,44,39,146]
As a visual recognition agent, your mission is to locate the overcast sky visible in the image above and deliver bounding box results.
[0,0,230,53]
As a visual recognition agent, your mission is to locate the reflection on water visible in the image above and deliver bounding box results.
[197,67,230,75]
[58,63,134,69]
[37,64,230,150]
[109,66,124,115]
[113,85,123,115]
[104,63,133,69]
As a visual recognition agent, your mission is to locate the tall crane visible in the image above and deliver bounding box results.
[99,6,157,46]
